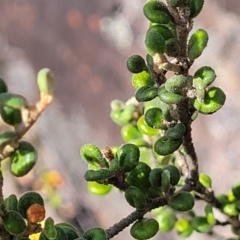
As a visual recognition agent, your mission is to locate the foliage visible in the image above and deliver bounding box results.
[0,0,239,240]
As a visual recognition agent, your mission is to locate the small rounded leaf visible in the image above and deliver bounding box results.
[194,66,216,87]
[3,210,26,235]
[165,75,189,94]
[4,194,18,212]
[137,115,160,136]
[188,0,204,18]
[1,106,22,125]
[175,218,193,237]
[158,85,183,104]
[132,71,154,89]
[223,203,238,217]
[37,68,54,96]
[116,143,140,172]
[149,168,163,187]
[0,131,18,148]
[87,182,112,196]
[145,27,165,55]
[130,218,159,240]
[121,124,142,142]
[205,204,216,225]
[127,55,147,73]
[192,87,226,114]
[156,207,177,232]
[43,217,57,240]
[149,24,174,41]
[163,165,180,186]
[165,38,181,57]
[191,216,212,233]
[154,136,182,156]
[125,186,146,209]
[82,228,107,240]
[0,93,28,109]
[10,141,37,177]
[199,173,212,188]
[169,191,194,211]
[188,29,208,61]
[143,1,172,24]
[126,162,151,193]
[166,123,186,140]
[80,144,103,167]
[55,223,79,240]
[84,169,114,182]
[144,107,165,129]
[135,86,158,102]
[18,191,44,219]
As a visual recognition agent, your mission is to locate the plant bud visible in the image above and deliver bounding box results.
[37,68,54,96]
[10,141,37,177]
[143,1,172,24]
[166,123,186,140]
[192,87,226,114]
[205,204,216,225]
[188,29,208,61]
[169,191,194,211]
[144,107,166,129]
[158,84,183,104]
[135,86,158,102]
[125,186,146,209]
[126,55,147,73]
[130,218,159,240]
[3,210,26,235]
[161,169,171,192]
[199,173,212,188]
[154,136,182,156]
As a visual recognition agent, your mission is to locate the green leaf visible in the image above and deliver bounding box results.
[0,131,18,148]
[188,29,208,61]
[165,75,189,94]
[165,123,186,140]
[154,136,182,156]
[4,194,18,212]
[1,106,22,125]
[132,71,154,89]
[143,1,172,24]
[125,186,146,209]
[191,216,212,233]
[188,0,204,18]
[126,162,151,193]
[148,24,174,41]
[137,115,160,136]
[87,182,112,196]
[149,168,163,187]
[84,169,114,182]
[0,93,28,109]
[10,141,37,177]
[158,84,183,104]
[169,191,195,211]
[3,210,26,235]
[135,86,158,102]
[117,143,140,172]
[175,218,193,237]
[199,173,212,188]
[145,27,165,55]
[193,66,216,87]
[165,38,181,57]
[163,165,180,186]
[55,223,79,240]
[155,207,177,232]
[130,218,159,240]
[82,228,107,240]
[37,68,54,95]
[232,182,240,199]
[43,217,57,240]
[192,87,226,114]
[121,124,142,142]
[144,107,165,129]
[126,55,147,73]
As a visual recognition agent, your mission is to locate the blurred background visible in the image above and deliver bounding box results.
[0,0,240,239]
